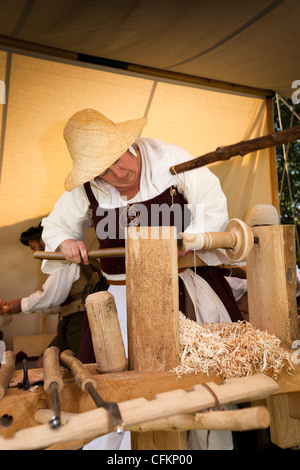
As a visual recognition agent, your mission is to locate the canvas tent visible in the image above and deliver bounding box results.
[0,0,299,351]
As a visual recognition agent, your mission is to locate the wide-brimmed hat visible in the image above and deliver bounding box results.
[64,108,147,191]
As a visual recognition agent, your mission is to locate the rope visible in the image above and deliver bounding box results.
[275,94,300,259]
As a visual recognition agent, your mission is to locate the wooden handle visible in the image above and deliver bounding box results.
[85,291,127,374]
[180,218,254,262]
[43,346,63,394]
[34,247,125,260]
[60,350,97,392]
[0,351,16,400]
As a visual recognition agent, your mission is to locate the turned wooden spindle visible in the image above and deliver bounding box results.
[178,218,254,262]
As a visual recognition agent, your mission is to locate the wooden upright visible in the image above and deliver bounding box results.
[126,226,187,450]
[247,225,298,348]
[247,224,300,448]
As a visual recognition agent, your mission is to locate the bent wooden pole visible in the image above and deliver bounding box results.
[0,374,278,450]
[170,125,300,174]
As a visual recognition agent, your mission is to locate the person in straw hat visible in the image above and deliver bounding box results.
[41,108,243,450]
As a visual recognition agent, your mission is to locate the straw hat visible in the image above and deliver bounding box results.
[64,108,148,191]
[244,204,279,226]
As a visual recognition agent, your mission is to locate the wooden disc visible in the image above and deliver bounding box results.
[225,218,254,262]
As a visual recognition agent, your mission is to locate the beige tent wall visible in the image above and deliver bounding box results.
[0,50,276,351]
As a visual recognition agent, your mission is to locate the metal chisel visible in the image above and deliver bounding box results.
[43,346,63,429]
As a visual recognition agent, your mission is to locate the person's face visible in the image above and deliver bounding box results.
[28,238,45,252]
[99,149,141,195]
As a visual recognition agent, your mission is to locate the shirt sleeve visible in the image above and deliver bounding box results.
[21,263,80,314]
[179,166,230,265]
[41,186,91,274]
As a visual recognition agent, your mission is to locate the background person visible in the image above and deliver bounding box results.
[0,223,102,367]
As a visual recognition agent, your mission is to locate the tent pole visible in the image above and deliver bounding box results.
[265,96,280,214]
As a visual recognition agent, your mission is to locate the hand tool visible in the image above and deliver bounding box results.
[17,358,30,390]
[43,346,64,429]
[60,349,124,432]
[0,351,16,400]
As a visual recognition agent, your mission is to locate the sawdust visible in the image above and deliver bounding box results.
[174,312,294,380]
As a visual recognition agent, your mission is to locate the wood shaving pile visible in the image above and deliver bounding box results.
[174,312,294,380]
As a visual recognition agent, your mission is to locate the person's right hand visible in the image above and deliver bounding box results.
[0,299,8,315]
[0,299,21,315]
[58,239,89,265]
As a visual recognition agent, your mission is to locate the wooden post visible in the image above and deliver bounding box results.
[247,224,300,448]
[126,226,187,450]
[247,224,299,348]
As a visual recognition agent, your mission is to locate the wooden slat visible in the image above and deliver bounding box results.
[247,225,299,349]
[13,334,56,358]
[247,224,300,448]
[126,226,186,449]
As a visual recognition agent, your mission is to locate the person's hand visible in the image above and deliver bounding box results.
[178,249,191,257]
[0,299,21,315]
[0,299,8,315]
[58,239,89,265]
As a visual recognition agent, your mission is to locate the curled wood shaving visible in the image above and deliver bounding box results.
[174,312,294,380]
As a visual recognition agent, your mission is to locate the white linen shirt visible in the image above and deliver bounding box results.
[21,263,79,315]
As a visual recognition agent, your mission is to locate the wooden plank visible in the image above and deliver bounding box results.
[126,226,180,371]
[126,226,186,450]
[247,225,299,349]
[266,393,300,448]
[288,392,300,420]
[247,224,300,448]
[13,334,56,357]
